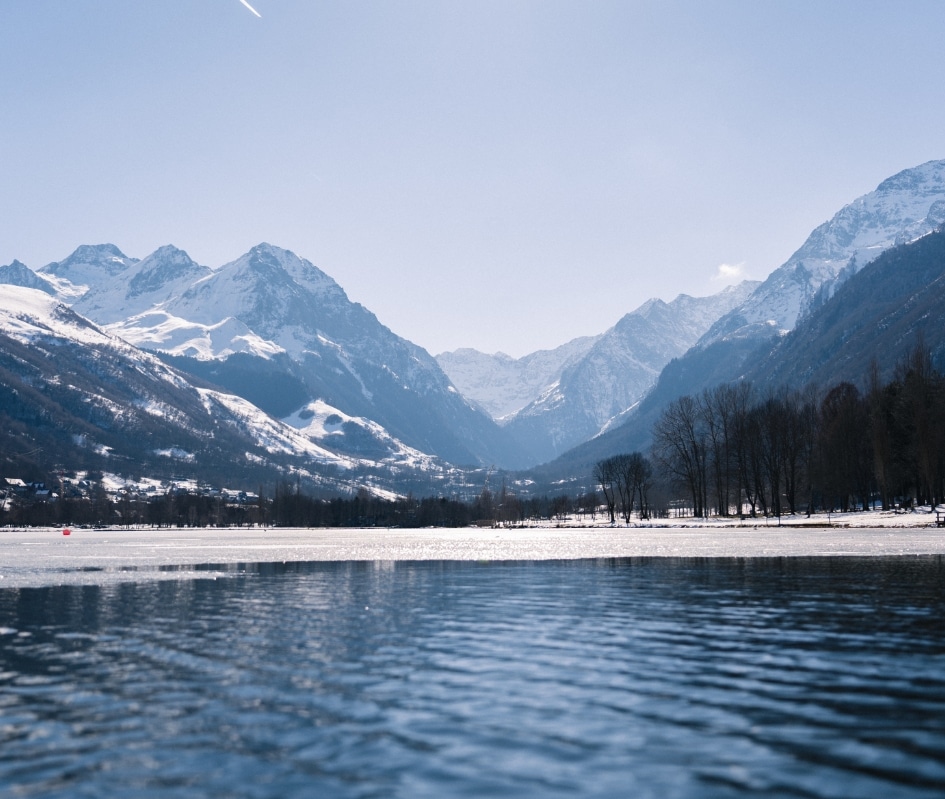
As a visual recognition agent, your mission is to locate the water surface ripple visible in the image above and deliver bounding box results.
[1,557,943,798]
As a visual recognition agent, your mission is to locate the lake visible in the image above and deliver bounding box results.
[1,556,944,798]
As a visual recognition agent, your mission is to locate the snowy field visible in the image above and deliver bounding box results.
[2,510,944,588]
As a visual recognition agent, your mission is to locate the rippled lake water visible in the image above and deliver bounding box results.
[1,556,944,798]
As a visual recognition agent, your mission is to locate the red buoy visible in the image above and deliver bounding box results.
[62,528,71,536]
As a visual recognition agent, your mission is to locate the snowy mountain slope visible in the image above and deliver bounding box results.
[699,159,945,345]
[282,399,441,467]
[71,245,213,324]
[112,311,285,360]
[436,336,601,420]
[36,243,139,301]
[501,282,759,463]
[0,286,335,465]
[537,221,945,492]
[742,223,945,390]
[12,242,524,469]
[0,284,182,371]
[0,286,449,492]
[0,260,57,295]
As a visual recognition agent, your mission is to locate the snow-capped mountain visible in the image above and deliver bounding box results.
[37,243,139,301]
[549,218,945,491]
[499,282,759,462]
[699,159,945,345]
[5,158,944,489]
[23,243,523,469]
[533,160,945,489]
[436,336,601,420]
[0,285,450,494]
[70,245,213,324]
[0,260,57,295]
[742,222,945,391]
[112,244,350,356]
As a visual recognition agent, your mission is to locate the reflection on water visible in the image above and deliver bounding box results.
[1,557,944,798]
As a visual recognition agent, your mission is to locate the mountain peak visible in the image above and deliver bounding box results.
[149,244,194,262]
[57,243,131,268]
[240,243,295,275]
[875,159,945,194]
[698,158,945,346]
[230,243,346,301]
[242,242,309,271]
[249,241,286,257]
[124,245,208,302]
[38,243,138,293]
[0,260,57,295]
[72,242,126,256]
[633,297,668,318]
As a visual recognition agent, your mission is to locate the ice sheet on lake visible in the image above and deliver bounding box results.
[2,523,944,588]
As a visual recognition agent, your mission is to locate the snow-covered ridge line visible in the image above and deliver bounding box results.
[699,159,945,346]
[6,241,524,469]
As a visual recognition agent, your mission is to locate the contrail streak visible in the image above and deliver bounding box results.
[239,0,261,17]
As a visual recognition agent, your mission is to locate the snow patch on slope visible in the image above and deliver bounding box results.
[196,389,356,466]
[283,400,441,470]
[109,311,286,360]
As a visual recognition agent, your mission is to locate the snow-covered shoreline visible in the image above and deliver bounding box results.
[2,518,944,589]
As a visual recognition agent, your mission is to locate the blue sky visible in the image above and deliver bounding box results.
[2,1,944,356]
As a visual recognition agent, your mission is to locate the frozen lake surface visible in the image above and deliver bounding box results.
[3,524,945,588]
[1,555,944,798]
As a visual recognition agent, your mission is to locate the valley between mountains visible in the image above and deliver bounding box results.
[2,159,945,500]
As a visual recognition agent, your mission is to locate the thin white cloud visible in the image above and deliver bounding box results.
[712,262,746,283]
[239,0,262,18]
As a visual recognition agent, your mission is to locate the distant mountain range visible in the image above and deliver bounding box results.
[0,285,473,496]
[3,159,945,496]
[436,337,601,421]
[20,242,522,471]
[534,161,945,488]
[439,284,759,464]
